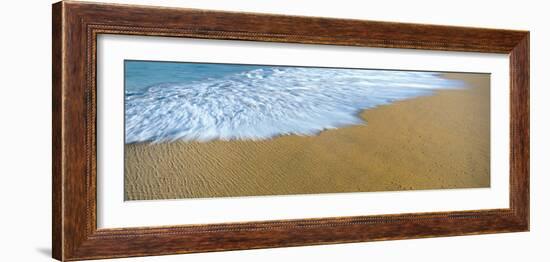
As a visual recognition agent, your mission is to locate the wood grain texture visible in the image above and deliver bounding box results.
[52,1,530,261]
[509,35,530,226]
[52,2,63,260]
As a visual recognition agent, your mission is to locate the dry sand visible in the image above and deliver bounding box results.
[124,73,490,200]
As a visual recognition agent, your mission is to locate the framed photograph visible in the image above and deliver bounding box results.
[52,1,529,261]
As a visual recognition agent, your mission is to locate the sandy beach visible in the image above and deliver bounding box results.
[124,73,490,200]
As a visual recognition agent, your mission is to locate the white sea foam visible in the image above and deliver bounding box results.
[125,67,463,143]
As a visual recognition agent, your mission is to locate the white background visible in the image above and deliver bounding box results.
[0,0,546,261]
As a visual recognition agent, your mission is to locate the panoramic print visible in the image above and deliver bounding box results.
[124,60,490,200]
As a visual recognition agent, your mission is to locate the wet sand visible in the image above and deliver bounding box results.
[124,73,490,200]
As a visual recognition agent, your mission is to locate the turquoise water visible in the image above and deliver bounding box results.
[125,61,263,93]
[124,60,464,144]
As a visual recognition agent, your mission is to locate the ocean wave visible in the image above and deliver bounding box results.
[125,67,463,143]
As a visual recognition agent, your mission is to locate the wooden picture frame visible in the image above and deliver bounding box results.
[52,1,529,261]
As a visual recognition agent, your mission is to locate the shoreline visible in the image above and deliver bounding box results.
[124,73,490,200]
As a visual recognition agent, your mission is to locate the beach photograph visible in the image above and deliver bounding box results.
[124,60,490,201]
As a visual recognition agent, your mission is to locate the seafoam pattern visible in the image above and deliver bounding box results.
[125,67,463,143]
